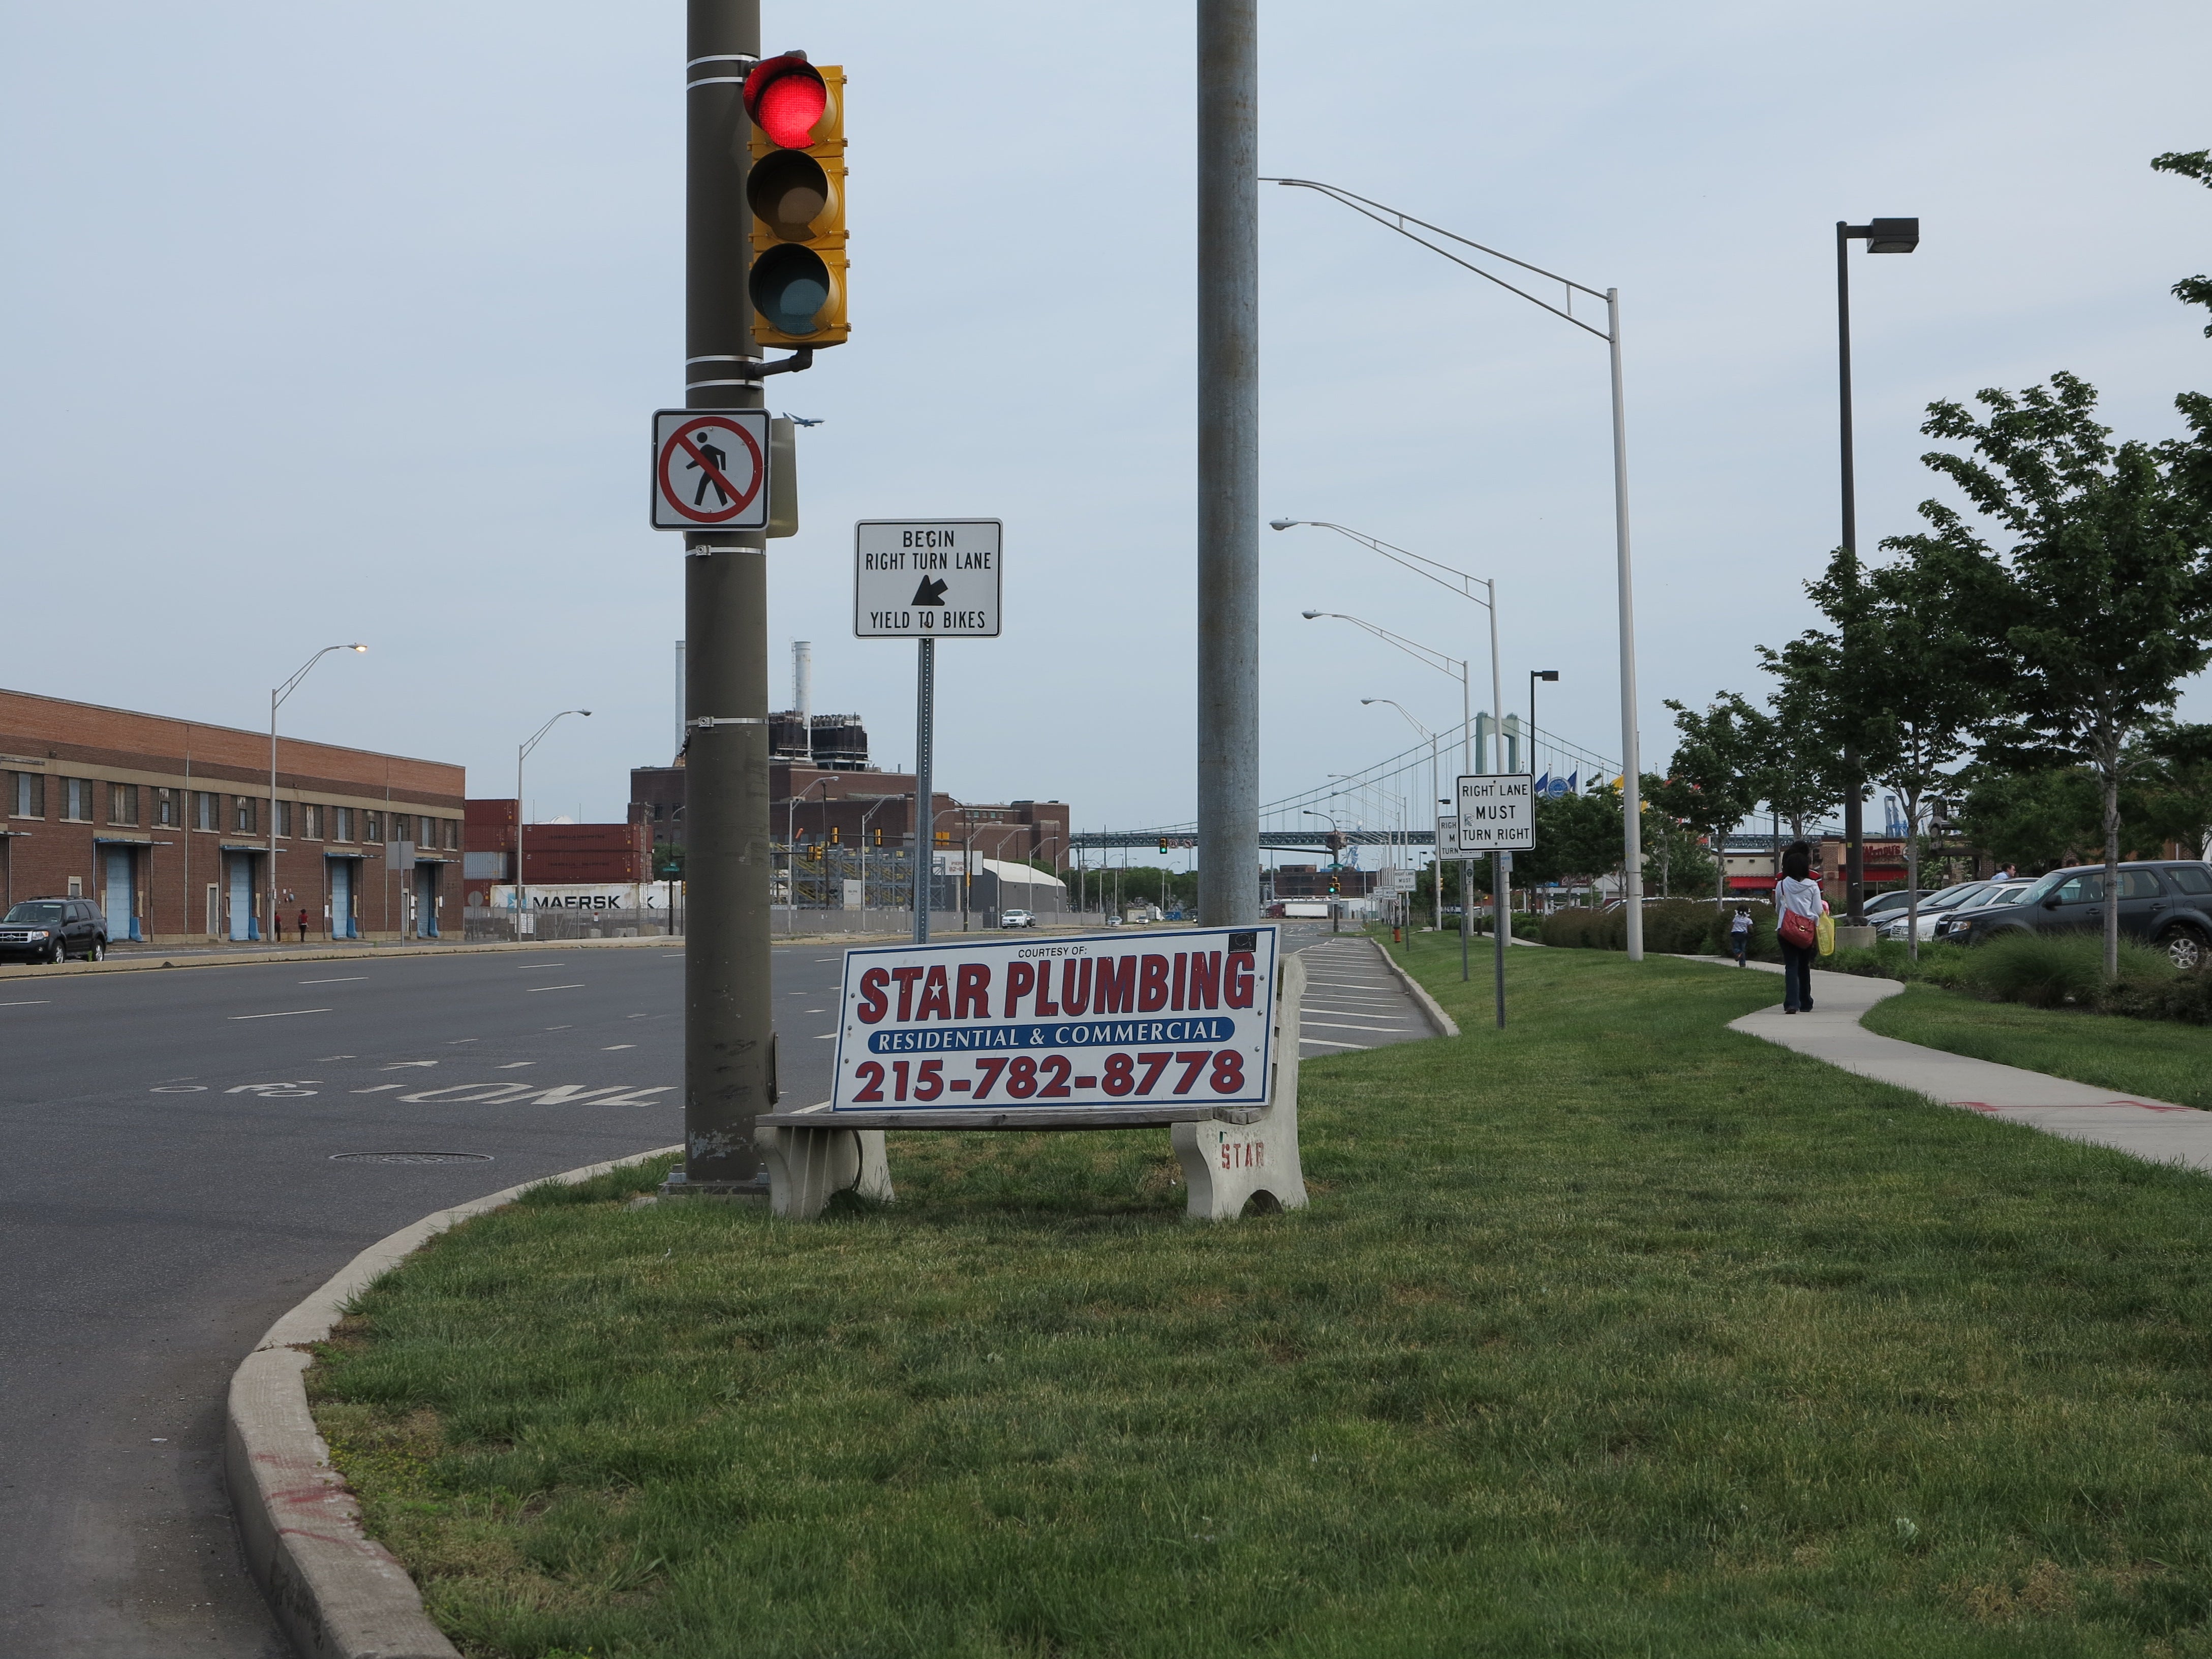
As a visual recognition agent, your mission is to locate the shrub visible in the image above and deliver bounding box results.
[1821,939,1975,988]
[1533,899,1775,958]
[1965,932,2174,1009]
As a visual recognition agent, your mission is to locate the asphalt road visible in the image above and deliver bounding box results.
[0,919,1390,1655]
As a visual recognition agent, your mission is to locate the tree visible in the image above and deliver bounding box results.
[1892,372,2212,975]
[1956,764,2104,872]
[1517,786,1633,894]
[1756,615,1857,842]
[1840,546,2004,955]
[1656,694,1766,907]
[2153,149,2212,337]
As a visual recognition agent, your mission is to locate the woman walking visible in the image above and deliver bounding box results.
[1774,842,1825,1014]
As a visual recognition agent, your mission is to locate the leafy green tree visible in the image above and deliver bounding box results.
[1756,610,1860,842]
[1956,764,2104,872]
[1656,694,1766,907]
[1892,372,2212,974]
[2153,149,2212,337]
[1516,787,1635,893]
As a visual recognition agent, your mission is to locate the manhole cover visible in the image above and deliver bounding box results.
[330,1151,495,1165]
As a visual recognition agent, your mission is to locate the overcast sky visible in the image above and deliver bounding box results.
[3,2,2206,833]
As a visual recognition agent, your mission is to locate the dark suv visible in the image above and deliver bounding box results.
[0,898,110,965]
[1944,860,2212,971]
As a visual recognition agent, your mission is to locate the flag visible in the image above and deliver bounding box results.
[1535,771,1551,797]
[1566,771,1579,795]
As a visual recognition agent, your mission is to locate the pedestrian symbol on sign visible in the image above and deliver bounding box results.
[686,434,731,507]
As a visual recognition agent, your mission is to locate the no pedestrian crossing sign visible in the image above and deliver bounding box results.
[830,926,1278,1112]
[854,519,1002,637]
[651,409,771,531]
[1454,774,1535,852]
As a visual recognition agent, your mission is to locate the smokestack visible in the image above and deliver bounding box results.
[793,640,813,765]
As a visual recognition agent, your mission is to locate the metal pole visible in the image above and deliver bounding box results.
[1607,290,1646,961]
[1835,223,1864,926]
[1195,0,1258,927]
[515,745,525,937]
[268,690,278,945]
[680,0,772,1193]
[1431,731,1441,934]
[1460,656,1473,981]
[913,636,934,942]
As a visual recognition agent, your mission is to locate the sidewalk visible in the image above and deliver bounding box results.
[1708,958,2212,1174]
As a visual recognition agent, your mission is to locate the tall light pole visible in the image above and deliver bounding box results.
[857,794,893,926]
[516,709,590,936]
[1264,180,1646,959]
[1363,696,1442,933]
[1195,0,1258,928]
[271,644,365,943]
[1836,216,1921,929]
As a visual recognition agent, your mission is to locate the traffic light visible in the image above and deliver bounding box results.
[1158,838,1170,855]
[744,52,849,347]
[830,825,841,845]
[1327,874,1341,896]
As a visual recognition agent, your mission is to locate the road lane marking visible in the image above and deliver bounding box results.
[603,1044,635,1050]
[445,1038,477,1044]
[382,1061,437,1069]
[0,1000,52,1007]
[544,1025,571,1030]
[812,1032,836,1039]
[352,1085,403,1093]
[528,984,585,992]
[299,977,367,985]
[1300,1037,1370,1050]
[228,1008,332,1021]
[496,1062,536,1069]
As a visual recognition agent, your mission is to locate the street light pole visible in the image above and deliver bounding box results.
[1265,180,1646,958]
[1195,0,1258,929]
[1363,697,1441,934]
[270,643,365,944]
[786,776,832,935]
[1835,216,1921,928]
[516,709,591,938]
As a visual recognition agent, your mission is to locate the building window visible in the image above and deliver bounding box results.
[276,801,294,838]
[63,778,95,821]
[194,791,218,831]
[332,807,352,842]
[108,783,139,826]
[232,796,256,834]
[304,804,323,840]
[443,819,458,849]
[8,772,43,818]
[156,787,179,826]
[364,811,382,843]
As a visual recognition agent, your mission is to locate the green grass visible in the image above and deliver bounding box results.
[1864,980,2212,1110]
[313,936,2212,1658]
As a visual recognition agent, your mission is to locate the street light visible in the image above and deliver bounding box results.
[1836,215,1920,927]
[516,709,590,936]
[1363,697,1442,933]
[857,794,894,927]
[271,644,365,943]
[1265,177,1647,959]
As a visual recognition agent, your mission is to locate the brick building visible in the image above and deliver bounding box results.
[1,689,465,943]
[460,800,650,905]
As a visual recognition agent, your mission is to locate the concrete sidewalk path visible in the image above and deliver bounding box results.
[1710,958,2212,1174]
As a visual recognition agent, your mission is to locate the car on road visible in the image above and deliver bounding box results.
[0,898,109,964]
[998,909,1037,929]
[1943,859,2212,970]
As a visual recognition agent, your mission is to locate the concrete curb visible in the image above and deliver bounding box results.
[1368,938,1460,1038]
[226,1144,682,1659]
[0,931,682,983]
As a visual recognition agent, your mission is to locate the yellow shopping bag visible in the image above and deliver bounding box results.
[1816,909,1836,956]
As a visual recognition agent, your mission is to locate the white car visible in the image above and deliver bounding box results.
[998,909,1036,929]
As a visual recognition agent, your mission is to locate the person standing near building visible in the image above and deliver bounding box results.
[298,906,310,944]
[1775,842,1825,1013]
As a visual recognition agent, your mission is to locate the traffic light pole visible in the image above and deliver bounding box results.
[677,0,774,1195]
[1195,0,1258,928]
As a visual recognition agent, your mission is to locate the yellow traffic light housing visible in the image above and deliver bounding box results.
[744,53,848,348]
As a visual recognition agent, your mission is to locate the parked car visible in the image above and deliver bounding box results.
[1872,881,1983,939]
[1879,881,2029,942]
[1945,860,2212,970]
[1931,882,2030,941]
[1862,889,1928,922]
[0,898,109,964]
[998,909,1037,929]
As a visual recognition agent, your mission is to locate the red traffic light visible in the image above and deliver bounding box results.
[744,52,827,149]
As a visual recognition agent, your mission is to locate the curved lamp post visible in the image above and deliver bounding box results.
[1363,697,1442,932]
[516,709,590,934]
[271,643,365,942]
[1265,177,1646,959]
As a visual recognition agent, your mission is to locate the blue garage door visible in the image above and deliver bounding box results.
[103,848,135,941]
[228,853,254,941]
[329,858,353,939]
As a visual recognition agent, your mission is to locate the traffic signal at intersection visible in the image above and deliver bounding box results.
[743,51,849,347]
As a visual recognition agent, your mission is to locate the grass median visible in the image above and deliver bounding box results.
[1864,979,2212,1110]
[313,935,2212,1657]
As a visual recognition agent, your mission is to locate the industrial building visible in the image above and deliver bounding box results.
[1,688,463,943]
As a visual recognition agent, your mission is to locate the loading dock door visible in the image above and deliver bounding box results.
[329,858,353,939]
[103,848,135,942]
[415,864,437,938]
[228,854,254,941]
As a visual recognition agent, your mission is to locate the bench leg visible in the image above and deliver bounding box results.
[1171,947,1310,1220]
[758,1125,896,1220]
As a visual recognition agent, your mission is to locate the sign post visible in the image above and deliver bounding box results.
[1455,774,1534,1029]
[854,519,1003,943]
